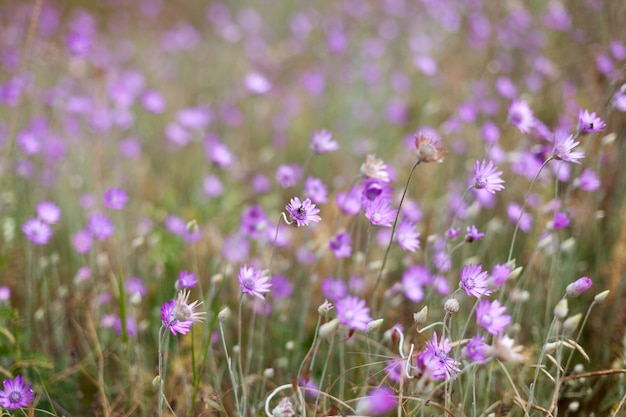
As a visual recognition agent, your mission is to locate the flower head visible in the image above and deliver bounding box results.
[566,276,592,298]
[508,99,534,133]
[575,169,600,191]
[414,133,445,163]
[364,198,396,227]
[0,375,34,410]
[22,217,53,245]
[396,220,421,251]
[335,295,371,332]
[238,265,271,300]
[36,201,61,224]
[460,264,491,298]
[177,270,197,289]
[465,225,484,242]
[360,154,390,182]
[476,299,511,335]
[463,335,487,363]
[417,331,461,380]
[355,386,396,415]
[472,159,505,193]
[551,130,584,163]
[161,290,205,335]
[87,212,115,241]
[103,187,128,210]
[311,129,339,154]
[285,197,321,227]
[304,176,328,204]
[577,108,605,134]
[329,232,352,258]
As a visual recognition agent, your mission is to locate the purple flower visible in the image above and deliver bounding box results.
[336,184,363,215]
[551,130,584,163]
[87,212,114,241]
[72,229,92,253]
[203,174,224,198]
[463,335,487,363]
[238,265,271,300]
[417,332,461,380]
[271,275,293,299]
[575,169,600,191]
[402,265,431,302]
[566,276,592,298]
[360,154,390,182]
[142,90,166,113]
[355,386,396,415]
[311,129,339,154]
[125,276,147,298]
[460,264,491,298]
[577,109,605,134]
[395,220,421,251]
[321,277,348,301]
[276,164,303,188]
[472,159,505,194]
[364,198,396,227]
[245,71,271,94]
[205,137,234,168]
[177,271,197,289]
[551,212,570,230]
[476,299,511,335]
[335,295,371,332]
[285,197,321,227]
[508,99,534,133]
[446,227,461,240]
[103,188,128,210]
[0,375,34,409]
[329,232,352,258]
[22,217,53,245]
[304,176,328,204]
[507,203,532,233]
[240,205,269,240]
[36,201,60,224]
[465,225,484,242]
[361,179,391,203]
[161,290,205,335]
[491,263,512,287]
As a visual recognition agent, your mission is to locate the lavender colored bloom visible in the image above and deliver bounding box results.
[335,295,371,332]
[271,275,293,299]
[364,198,396,227]
[161,290,205,335]
[177,271,197,289]
[240,205,269,240]
[238,265,271,300]
[285,197,321,227]
[414,133,445,163]
[125,276,146,298]
[304,176,328,204]
[463,335,487,363]
[336,186,363,215]
[472,159,505,194]
[491,263,512,287]
[103,188,128,210]
[321,277,348,301]
[460,264,491,298]
[396,220,421,251]
[476,299,511,335]
[402,265,431,302]
[22,217,52,245]
[446,227,461,240]
[577,108,605,134]
[384,357,403,383]
[433,250,451,273]
[465,225,484,242]
[72,229,92,253]
[417,332,461,380]
[177,107,211,130]
[142,90,166,113]
[87,213,114,241]
[245,71,271,94]
[482,121,500,144]
[355,386,396,415]
[551,130,584,163]
[507,203,532,233]
[551,212,570,230]
[360,154,390,182]
[203,174,223,198]
[114,316,137,337]
[251,174,271,194]
[310,129,339,154]
[575,169,600,191]
[222,233,249,263]
[165,123,191,147]
[205,136,233,168]
[276,164,303,188]
[0,375,34,409]
[361,179,391,203]
[0,286,10,301]
[36,201,60,224]
[329,232,352,258]
[566,276,592,298]
[508,99,534,133]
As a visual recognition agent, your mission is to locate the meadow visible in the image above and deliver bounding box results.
[1,0,625,416]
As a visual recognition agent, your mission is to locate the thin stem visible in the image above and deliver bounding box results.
[219,320,240,413]
[237,295,247,415]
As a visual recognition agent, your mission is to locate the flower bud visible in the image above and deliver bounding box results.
[211,273,224,285]
[318,299,334,315]
[152,375,161,387]
[413,306,428,327]
[543,342,559,354]
[594,290,610,303]
[218,307,231,322]
[186,219,199,234]
[444,298,460,314]
[319,318,340,338]
[554,298,569,320]
[508,266,523,281]
[566,276,592,298]
[366,318,384,333]
[263,368,275,379]
[563,313,582,335]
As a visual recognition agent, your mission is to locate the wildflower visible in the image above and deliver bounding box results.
[270,275,293,299]
[87,212,115,241]
[238,265,272,300]
[329,232,352,258]
[335,295,372,332]
[491,263,512,287]
[463,335,487,363]
[240,205,269,240]
[205,137,234,168]
[465,225,484,242]
[285,197,321,227]
[414,133,445,163]
[417,332,461,380]
[142,90,166,113]
[304,176,328,204]
[360,154,390,182]
[103,188,128,210]
[36,201,61,224]
[476,299,511,335]
[336,185,363,215]
[364,198,396,227]
[575,169,600,191]
[245,71,271,94]
[460,264,491,298]
[396,220,421,251]
[487,334,525,363]
[550,212,570,230]
[361,178,391,202]
[275,164,303,188]
[446,227,461,239]
[321,277,347,301]
[272,397,296,417]
[577,108,605,134]
[508,99,534,133]
[177,271,197,289]
[22,217,52,245]
[472,159,505,193]
[566,276,593,298]
[551,130,584,163]
[0,375,35,410]
[310,129,339,154]
[507,203,532,233]
[355,386,396,415]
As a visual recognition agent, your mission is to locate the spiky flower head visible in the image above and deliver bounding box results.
[285,197,321,227]
[360,154,390,182]
[414,133,445,163]
[238,265,272,300]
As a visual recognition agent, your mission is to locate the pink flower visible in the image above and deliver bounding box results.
[238,265,272,300]
[472,159,505,194]
[335,295,371,332]
[417,332,461,380]
[551,130,584,163]
[577,108,605,134]
[22,217,52,245]
[364,198,396,227]
[508,99,534,133]
[566,276,592,298]
[460,264,491,298]
[476,299,511,335]
[285,197,321,227]
[310,129,339,154]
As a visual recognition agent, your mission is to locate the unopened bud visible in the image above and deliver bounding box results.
[444,298,460,314]
[568,401,579,412]
[285,341,295,351]
[186,219,199,234]
[594,290,609,303]
[218,307,231,321]
[152,375,161,387]
[566,276,592,298]
[554,299,569,320]
[508,266,523,281]
[413,306,428,327]
[563,313,582,335]
[211,273,224,285]
[263,368,275,379]
[560,237,576,253]
[318,299,334,315]
[543,342,559,354]
[367,319,384,333]
[319,318,340,338]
